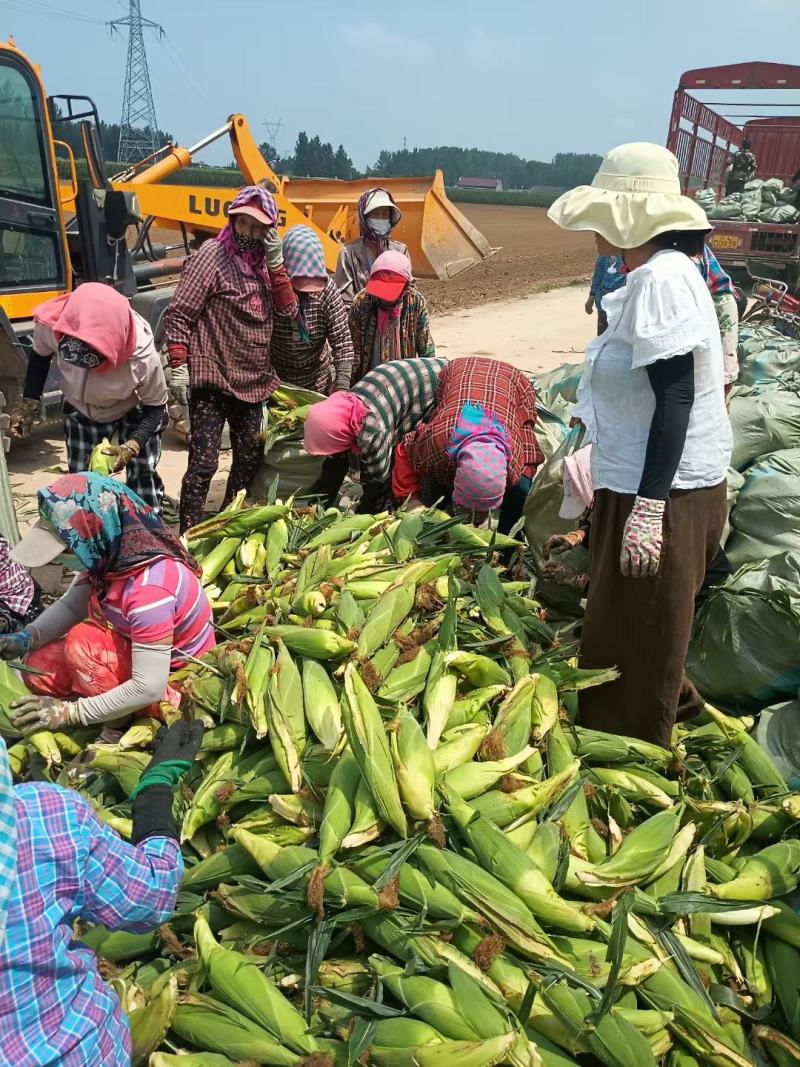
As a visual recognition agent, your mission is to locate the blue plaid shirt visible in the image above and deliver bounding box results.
[590,255,626,310]
[0,783,182,1066]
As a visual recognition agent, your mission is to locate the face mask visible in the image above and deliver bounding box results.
[368,218,392,237]
[233,231,262,252]
[54,552,84,572]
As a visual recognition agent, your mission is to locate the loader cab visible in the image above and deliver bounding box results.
[0,38,140,328]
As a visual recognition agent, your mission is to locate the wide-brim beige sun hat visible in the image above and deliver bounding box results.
[547,142,711,249]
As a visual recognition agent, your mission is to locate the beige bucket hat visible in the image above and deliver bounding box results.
[548,142,710,249]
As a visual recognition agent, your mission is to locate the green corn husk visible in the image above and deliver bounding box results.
[85,745,149,796]
[244,629,273,738]
[587,767,674,810]
[305,513,385,549]
[261,625,355,660]
[79,925,158,961]
[341,663,407,838]
[524,821,564,885]
[150,1055,237,1067]
[265,639,306,793]
[302,658,342,751]
[415,844,563,962]
[484,675,535,759]
[468,762,581,828]
[181,750,239,842]
[547,721,606,863]
[530,673,559,744]
[369,956,483,1041]
[446,787,594,933]
[444,745,542,800]
[389,709,436,822]
[433,724,488,776]
[199,722,250,753]
[117,716,161,751]
[181,843,260,890]
[445,651,511,689]
[351,848,466,923]
[194,912,321,1054]
[704,706,788,797]
[318,750,360,865]
[378,643,433,703]
[372,1018,445,1048]
[709,839,800,900]
[170,994,300,1066]
[357,584,416,659]
[577,806,684,888]
[446,685,507,731]
[752,1025,800,1067]
[128,975,177,1066]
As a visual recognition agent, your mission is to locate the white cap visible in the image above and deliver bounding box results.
[10,519,65,568]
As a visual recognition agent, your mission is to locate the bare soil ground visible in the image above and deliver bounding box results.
[419,203,597,314]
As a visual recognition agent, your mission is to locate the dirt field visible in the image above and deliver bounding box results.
[419,203,597,314]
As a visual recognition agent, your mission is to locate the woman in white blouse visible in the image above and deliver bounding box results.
[548,143,732,748]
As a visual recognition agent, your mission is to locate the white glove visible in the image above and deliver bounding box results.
[170,364,190,408]
[263,228,284,271]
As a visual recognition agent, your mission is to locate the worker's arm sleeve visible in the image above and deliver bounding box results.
[128,403,168,451]
[391,440,421,503]
[78,793,182,932]
[75,642,172,725]
[163,250,215,349]
[334,246,358,304]
[269,265,299,318]
[638,352,695,500]
[22,353,52,401]
[325,286,354,390]
[712,291,740,385]
[415,300,436,358]
[30,579,91,646]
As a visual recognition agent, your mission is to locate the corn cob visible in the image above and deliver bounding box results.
[389,708,436,822]
[529,673,559,743]
[432,723,489,776]
[357,584,416,659]
[170,993,300,1065]
[444,745,541,799]
[351,847,467,924]
[378,643,433,703]
[194,913,323,1055]
[369,956,485,1041]
[587,767,674,810]
[484,675,534,758]
[547,721,607,863]
[301,658,342,751]
[342,775,384,848]
[86,745,149,796]
[709,839,800,900]
[79,925,158,961]
[265,639,306,792]
[467,761,581,828]
[577,806,684,887]
[445,650,511,688]
[372,1018,445,1047]
[260,625,355,660]
[446,685,507,730]
[342,663,407,837]
[150,1055,237,1066]
[128,975,177,1066]
[181,749,239,841]
[446,787,594,933]
[704,705,788,797]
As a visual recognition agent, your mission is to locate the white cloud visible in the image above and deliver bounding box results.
[338,22,430,62]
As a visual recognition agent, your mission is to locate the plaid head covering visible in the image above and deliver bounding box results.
[283,226,327,280]
[0,736,17,949]
[216,186,279,284]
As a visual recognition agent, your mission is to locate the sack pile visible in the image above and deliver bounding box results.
[697,179,800,224]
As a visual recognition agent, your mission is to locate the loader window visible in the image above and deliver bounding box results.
[0,223,59,288]
[0,61,48,201]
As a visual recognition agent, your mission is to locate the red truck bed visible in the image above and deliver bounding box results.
[667,62,800,282]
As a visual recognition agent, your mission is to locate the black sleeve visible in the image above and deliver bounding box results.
[23,353,53,401]
[638,352,695,500]
[130,785,178,845]
[129,403,167,451]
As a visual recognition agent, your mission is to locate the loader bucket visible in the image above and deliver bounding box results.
[283,171,493,280]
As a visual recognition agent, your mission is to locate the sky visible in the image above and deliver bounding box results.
[5,0,800,170]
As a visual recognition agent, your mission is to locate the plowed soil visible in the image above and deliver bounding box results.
[418,203,596,314]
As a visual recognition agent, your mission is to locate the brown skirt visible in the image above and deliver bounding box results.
[578,482,727,748]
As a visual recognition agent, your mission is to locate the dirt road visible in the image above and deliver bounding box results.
[419,203,596,314]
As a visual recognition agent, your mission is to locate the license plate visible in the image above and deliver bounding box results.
[710,234,741,251]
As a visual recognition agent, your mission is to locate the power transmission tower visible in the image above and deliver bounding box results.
[109,0,164,163]
[263,117,284,158]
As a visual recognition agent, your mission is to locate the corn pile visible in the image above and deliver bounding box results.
[5,497,800,1067]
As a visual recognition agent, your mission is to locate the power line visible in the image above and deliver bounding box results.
[3,0,106,25]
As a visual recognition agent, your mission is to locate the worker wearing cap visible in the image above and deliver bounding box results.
[164,185,298,532]
[335,187,410,304]
[348,250,435,385]
[0,721,203,1066]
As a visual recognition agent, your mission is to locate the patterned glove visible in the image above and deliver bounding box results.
[541,559,590,593]
[102,439,140,474]
[169,364,190,407]
[8,398,40,439]
[263,227,284,271]
[0,630,34,661]
[620,496,666,578]
[542,529,587,559]
[11,695,80,734]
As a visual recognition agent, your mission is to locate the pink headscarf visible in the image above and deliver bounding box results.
[448,402,512,512]
[304,392,368,456]
[217,185,279,284]
[33,283,136,369]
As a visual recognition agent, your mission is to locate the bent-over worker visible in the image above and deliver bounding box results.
[269,225,353,393]
[0,722,202,1066]
[304,357,447,512]
[391,357,544,532]
[349,250,435,384]
[548,142,732,748]
[9,283,168,511]
[0,473,215,732]
[164,185,298,532]
[335,187,409,304]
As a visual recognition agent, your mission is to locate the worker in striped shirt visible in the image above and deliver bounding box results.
[304,357,447,512]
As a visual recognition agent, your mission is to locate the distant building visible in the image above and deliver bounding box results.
[456,176,503,192]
